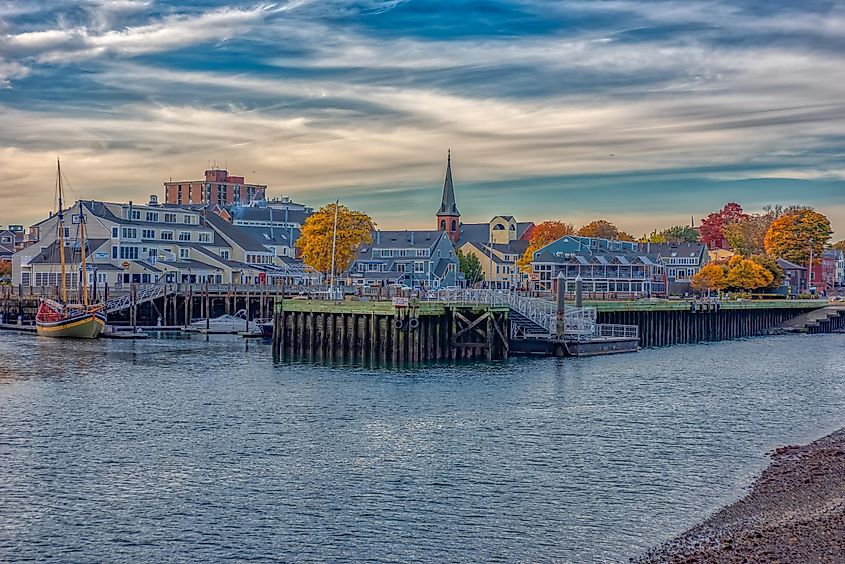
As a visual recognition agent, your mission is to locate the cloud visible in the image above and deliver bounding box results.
[0,0,843,237]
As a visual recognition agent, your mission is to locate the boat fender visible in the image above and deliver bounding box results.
[394,317,405,330]
[408,317,420,330]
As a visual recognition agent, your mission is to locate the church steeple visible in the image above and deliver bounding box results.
[436,150,461,242]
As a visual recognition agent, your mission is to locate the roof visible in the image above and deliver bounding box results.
[455,221,534,245]
[647,242,707,257]
[193,246,245,269]
[158,259,222,271]
[436,152,460,217]
[203,212,273,252]
[26,238,109,265]
[365,230,444,250]
[484,240,530,255]
[777,258,806,270]
[230,206,310,226]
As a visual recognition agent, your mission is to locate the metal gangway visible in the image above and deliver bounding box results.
[424,288,638,342]
[105,283,178,314]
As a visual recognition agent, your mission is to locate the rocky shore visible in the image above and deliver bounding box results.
[638,428,845,563]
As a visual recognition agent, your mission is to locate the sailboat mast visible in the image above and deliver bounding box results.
[57,158,67,303]
[79,205,89,307]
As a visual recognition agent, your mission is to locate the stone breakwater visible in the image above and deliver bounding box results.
[637,428,845,563]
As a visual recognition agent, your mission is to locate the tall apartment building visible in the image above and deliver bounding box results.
[164,169,267,206]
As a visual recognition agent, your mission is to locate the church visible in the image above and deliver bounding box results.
[435,152,536,289]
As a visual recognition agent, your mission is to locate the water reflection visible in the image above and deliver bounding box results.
[0,332,842,561]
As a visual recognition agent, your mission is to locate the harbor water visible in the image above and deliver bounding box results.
[1,332,843,561]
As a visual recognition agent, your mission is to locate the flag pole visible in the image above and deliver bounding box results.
[330,199,339,298]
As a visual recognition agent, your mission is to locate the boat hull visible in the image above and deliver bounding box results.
[36,312,106,339]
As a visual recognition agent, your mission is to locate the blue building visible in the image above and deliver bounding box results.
[531,235,666,297]
[349,230,460,290]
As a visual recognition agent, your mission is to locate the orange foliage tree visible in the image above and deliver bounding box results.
[725,256,774,290]
[763,208,832,265]
[517,220,575,272]
[691,263,727,292]
[296,203,374,275]
[577,219,634,241]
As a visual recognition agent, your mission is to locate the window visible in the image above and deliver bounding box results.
[145,212,159,222]
[440,219,446,230]
[414,261,425,273]
[183,215,192,224]
[180,249,189,259]
[121,227,138,239]
[21,272,30,286]
[220,250,229,260]
[112,227,118,238]
[142,229,155,239]
[178,232,191,242]
[119,246,139,260]
[130,210,140,220]
[451,219,457,231]
[198,233,210,243]
[164,213,177,223]
[161,231,174,241]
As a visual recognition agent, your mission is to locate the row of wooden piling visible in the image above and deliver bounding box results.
[598,307,820,347]
[271,304,510,365]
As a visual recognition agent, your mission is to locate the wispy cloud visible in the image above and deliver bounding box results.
[0,0,843,236]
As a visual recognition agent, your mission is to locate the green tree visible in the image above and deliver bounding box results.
[661,225,699,244]
[763,208,832,265]
[457,249,483,285]
[724,212,774,257]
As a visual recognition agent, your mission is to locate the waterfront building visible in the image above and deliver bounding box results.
[530,235,666,297]
[12,198,317,290]
[646,242,709,295]
[826,249,845,288]
[776,258,807,295]
[457,216,535,290]
[0,229,15,262]
[811,252,837,294]
[348,230,460,290]
[164,168,267,206]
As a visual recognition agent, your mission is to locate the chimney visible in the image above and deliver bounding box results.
[411,231,415,245]
[376,230,380,245]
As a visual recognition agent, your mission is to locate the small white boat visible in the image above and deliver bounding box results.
[189,309,260,334]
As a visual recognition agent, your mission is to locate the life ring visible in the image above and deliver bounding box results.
[394,317,405,330]
[408,317,420,330]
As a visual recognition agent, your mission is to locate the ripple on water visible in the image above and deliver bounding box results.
[0,332,843,562]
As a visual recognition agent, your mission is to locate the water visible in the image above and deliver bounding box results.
[0,333,843,562]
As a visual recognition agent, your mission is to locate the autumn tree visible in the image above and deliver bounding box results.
[691,263,727,293]
[725,256,774,290]
[577,219,624,240]
[829,240,845,252]
[699,203,748,249]
[457,249,483,286]
[517,220,575,272]
[749,254,784,287]
[296,203,374,275]
[0,261,10,281]
[763,208,832,265]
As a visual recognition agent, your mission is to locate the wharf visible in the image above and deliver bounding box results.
[0,323,36,333]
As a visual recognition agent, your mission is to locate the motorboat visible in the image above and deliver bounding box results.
[189,309,260,334]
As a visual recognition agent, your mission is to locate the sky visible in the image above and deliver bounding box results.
[0,0,844,238]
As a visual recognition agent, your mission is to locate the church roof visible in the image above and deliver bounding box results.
[436,151,460,217]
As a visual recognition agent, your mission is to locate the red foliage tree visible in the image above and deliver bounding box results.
[699,202,748,250]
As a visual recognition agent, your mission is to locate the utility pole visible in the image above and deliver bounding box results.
[329,199,339,299]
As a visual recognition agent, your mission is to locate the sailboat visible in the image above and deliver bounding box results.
[35,159,106,339]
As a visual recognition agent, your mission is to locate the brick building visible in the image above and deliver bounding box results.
[164,169,267,206]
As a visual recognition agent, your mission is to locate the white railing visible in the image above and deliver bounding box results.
[106,283,177,313]
[424,288,639,342]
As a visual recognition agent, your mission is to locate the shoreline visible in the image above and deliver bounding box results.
[637,427,845,562]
